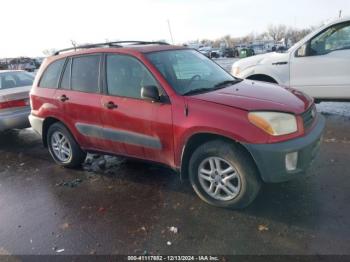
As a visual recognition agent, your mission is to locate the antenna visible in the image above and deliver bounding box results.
[71,40,77,51]
[167,19,174,44]
[339,10,342,18]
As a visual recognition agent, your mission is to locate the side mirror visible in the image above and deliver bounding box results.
[141,85,160,102]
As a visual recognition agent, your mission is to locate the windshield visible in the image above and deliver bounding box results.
[0,71,34,90]
[146,49,238,95]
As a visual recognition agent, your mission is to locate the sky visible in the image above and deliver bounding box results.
[1,0,349,57]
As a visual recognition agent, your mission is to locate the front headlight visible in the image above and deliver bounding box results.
[248,112,298,136]
[231,66,240,77]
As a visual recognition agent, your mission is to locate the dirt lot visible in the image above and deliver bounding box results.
[0,59,349,255]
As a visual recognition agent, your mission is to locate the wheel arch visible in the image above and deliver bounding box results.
[246,74,279,84]
[42,117,75,148]
[180,132,255,180]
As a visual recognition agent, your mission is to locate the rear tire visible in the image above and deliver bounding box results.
[47,122,86,168]
[189,140,261,209]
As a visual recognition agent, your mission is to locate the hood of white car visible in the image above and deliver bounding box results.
[233,52,290,72]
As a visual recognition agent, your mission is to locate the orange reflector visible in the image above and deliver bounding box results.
[248,113,275,135]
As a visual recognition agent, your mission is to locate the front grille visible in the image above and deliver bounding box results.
[302,105,316,130]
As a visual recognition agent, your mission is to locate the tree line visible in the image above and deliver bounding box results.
[197,24,320,48]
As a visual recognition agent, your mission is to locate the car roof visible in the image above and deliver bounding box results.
[52,44,188,60]
[328,16,350,25]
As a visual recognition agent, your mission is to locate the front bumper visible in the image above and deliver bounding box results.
[0,107,31,132]
[243,114,325,183]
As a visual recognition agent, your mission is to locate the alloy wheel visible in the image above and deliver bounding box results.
[198,156,241,201]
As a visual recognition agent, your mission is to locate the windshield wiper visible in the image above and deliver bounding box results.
[183,88,213,96]
[183,80,242,96]
[213,79,242,88]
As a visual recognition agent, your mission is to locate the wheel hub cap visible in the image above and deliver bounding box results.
[51,131,72,163]
[198,156,241,201]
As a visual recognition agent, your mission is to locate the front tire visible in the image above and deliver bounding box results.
[189,140,261,209]
[47,122,86,168]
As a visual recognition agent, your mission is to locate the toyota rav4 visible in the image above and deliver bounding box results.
[29,41,325,208]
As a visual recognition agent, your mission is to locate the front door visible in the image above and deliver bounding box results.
[290,21,350,99]
[100,53,174,166]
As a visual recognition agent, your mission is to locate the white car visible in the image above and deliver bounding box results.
[231,17,350,101]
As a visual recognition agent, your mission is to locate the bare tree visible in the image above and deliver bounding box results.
[267,24,287,41]
[186,22,321,49]
[285,27,314,44]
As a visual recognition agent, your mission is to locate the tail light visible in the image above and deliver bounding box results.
[0,98,30,109]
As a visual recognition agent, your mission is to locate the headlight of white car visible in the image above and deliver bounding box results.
[231,66,240,77]
[248,112,298,136]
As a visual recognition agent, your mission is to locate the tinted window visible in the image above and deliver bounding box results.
[60,58,71,89]
[309,22,350,56]
[39,59,65,88]
[106,54,158,98]
[0,72,34,89]
[71,55,100,93]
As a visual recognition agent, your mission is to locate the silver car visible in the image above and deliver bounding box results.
[0,70,34,132]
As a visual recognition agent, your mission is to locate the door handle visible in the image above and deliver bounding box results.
[104,101,118,109]
[58,94,69,102]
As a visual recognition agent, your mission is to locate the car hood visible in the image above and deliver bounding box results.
[190,80,312,114]
[233,52,290,70]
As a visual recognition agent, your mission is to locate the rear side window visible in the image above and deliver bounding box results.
[71,55,100,93]
[39,59,65,88]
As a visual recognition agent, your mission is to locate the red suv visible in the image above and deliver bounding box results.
[29,41,325,208]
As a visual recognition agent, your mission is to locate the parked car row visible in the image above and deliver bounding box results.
[199,46,254,58]
[197,42,285,59]
[0,57,42,72]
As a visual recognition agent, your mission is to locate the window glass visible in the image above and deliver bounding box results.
[60,58,71,89]
[146,49,235,95]
[310,22,350,55]
[0,71,34,89]
[106,54,159,98]
[325,24,350,51]
[71,55,100,93]
[39,59,65,88]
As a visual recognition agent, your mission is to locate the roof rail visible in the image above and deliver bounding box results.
[53,41,169,55]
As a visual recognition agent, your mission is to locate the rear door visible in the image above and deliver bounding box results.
[290,21,350,99]
[32,59,66,121]
[55,54,106,151]
[100,53,174,166]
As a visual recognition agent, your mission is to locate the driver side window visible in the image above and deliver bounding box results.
[303,22,350,56]
[106,54,161,99]
[324,23,350,52]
